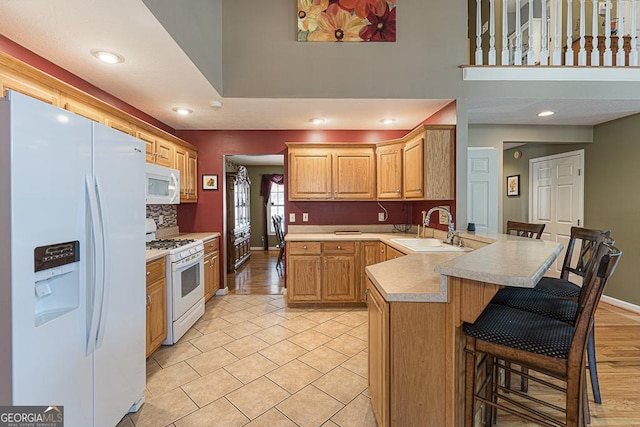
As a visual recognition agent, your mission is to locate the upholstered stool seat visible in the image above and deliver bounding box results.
[491,287,578,323]
[535,278,581,298]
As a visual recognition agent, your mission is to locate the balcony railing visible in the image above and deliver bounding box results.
[469,0,638,67]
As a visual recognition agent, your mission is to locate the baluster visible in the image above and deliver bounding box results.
[502,0,510,64]
[617,0,626,66]
[592,0,600,65]
[631,0,638,65]
[541,0,550,65]
[515,0,523,65]
[527,0,536,64]
[476,0,483,65]
[553,0,563,64]
[566,0,574,65]
[578,0,587,64]
[604,0,613,65]
[489,0,496,64]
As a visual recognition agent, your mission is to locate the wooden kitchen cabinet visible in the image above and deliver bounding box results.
[403,126,455,201]
[0,71,61,106]
[376,142,403,199]
[287,145,376,201]
[203,237,220,302]
[385,245,405,261]
[140,131,174,167]
[366,278,448,427]
[288,148,332,200]
[146,257,167,358]
[174,145,198,203]
[286,241,358,304]
[366,279,389,427]
[360,241,386,301]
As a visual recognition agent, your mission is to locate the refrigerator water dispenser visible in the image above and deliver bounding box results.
[33,241,80,326]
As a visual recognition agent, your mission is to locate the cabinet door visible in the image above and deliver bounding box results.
[322,255,356,301]
[424,127,455,200]
[146,279,167,358]
[376,143,403,199]
[104,115,135,136]
[0,73,61,106]
[288,150,332,200]
[155,138,174,168]
[360,242,383,302]
[174,147,188,200]
[186,148,198,201]
[63,97,104,123]
[287,256,322,302]
[403,135,426,199]
[367,279,389,427]
[204,254,214,302]
[386,245,405,261]
[333,148,376,199]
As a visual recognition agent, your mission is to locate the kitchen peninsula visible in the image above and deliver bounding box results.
[366,231,562,427]
[285,229,562,427]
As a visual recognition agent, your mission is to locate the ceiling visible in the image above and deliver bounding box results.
[1,0,640,132]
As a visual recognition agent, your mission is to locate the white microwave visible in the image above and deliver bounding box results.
[145,163,180,204]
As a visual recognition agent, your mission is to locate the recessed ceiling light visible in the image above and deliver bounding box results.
[309,118,325,125]
[210,101,223,109]
[90,49,124,64]
[172,107,193,116]
[381,118,396,125]
[537,110,555,117]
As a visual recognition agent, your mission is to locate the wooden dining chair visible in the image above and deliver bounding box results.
[272,214,285,269]
[464,241,621,426]
[506,220,546,239]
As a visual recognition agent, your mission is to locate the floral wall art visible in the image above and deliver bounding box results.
[298,0,396,42]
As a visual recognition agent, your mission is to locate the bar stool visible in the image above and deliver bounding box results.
[492,227,611,403]
[464,242,621,427]
[506,220,545,239]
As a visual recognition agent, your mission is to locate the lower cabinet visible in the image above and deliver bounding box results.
[366,278,449,426]
[203,237,220,302]
[385,244,405,261]
[287,241,357,304]
[146,257,167,358]
[360,242,386,302]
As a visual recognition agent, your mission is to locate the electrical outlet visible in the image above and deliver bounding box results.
[289,213,296,223]
[302,213,309,222]
[378,212,385,222]
[158,215,164,225]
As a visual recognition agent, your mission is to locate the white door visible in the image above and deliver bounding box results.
[530,150,584,277]
[467,148,499,232]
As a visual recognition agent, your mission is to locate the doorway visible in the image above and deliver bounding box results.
[529,149,585,277]
[467,147,499,232]
[224,154,285,294]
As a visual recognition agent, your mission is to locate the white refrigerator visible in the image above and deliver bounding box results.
[0,91,146,426]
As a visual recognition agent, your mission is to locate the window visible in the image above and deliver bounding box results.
[268,182,285,233]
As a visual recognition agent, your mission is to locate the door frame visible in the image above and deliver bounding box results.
[528,148,585,226]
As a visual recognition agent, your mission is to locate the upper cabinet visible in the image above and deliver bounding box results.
[288,125,455,202]
[0,52,199,201]
[288,145,376,201]
[174,145,198,203]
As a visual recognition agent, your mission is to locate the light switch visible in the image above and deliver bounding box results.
[289,213,296,223]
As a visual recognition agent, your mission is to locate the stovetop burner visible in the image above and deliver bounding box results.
[146,239,196,250]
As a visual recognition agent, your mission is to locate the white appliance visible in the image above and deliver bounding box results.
[0,91,146,426]
[145,237,205,344]
[145,163,180,205]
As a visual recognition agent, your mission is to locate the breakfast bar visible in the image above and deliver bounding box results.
[364,232,563,427]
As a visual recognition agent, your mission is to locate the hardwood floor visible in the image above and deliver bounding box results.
[227,250,285,295]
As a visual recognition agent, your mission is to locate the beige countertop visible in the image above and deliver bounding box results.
[145,232,221,262]
[286,230,562,303]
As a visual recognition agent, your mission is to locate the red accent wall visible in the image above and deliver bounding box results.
[422,100,457,125]
[0,36,174,133]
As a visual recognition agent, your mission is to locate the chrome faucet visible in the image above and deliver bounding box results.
[423,207,455,245]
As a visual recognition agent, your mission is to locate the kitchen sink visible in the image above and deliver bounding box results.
[390,238,467,252]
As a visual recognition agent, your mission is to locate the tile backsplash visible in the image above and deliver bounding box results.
[146,204,178,229]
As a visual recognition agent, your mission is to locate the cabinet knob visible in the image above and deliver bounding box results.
[303,245,308,249]
[337,245,342,249]
[363,288,369,302]
[146,271,150,276]
[146,295,152,307]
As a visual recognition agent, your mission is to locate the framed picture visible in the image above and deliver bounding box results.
[202,174,218,190]
[507,174,520,197]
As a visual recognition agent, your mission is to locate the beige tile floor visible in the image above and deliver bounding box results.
[117,294,377,427]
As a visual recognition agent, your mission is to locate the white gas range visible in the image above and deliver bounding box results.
[145,219,205,344]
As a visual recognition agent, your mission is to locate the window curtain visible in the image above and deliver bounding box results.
[260,174,284,250]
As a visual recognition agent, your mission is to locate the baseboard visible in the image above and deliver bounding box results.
[216,286,229,296]
[601,294,640,314]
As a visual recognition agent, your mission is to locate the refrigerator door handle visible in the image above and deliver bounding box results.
[85,175,104,356]
[170,172,179,203]
[94,176,110,350]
